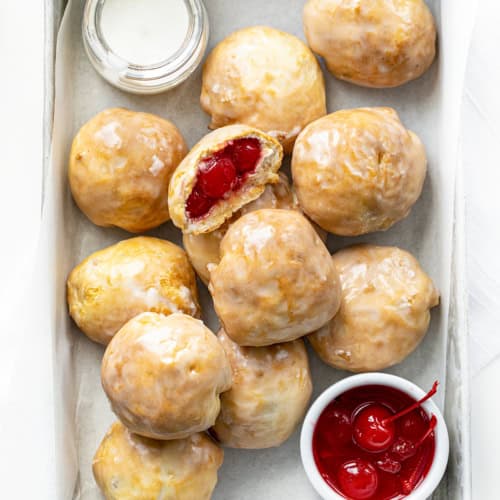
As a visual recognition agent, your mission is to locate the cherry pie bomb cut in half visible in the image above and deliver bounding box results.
[168,125,283,235]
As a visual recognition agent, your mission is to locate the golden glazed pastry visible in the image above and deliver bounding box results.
[67,237,199,345]
[93,422,223,500]
[200,26,326,153]
[168,124,283,234]
[292,107,427,236]
[212,330,312,449]
[209,209,341,346]
[309,245,439,372]
[69,108,187,232]
[183,173,299,284]
[303,0,436,88]
[101,312,232,440]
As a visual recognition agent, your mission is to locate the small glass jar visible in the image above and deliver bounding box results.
[82,0,209,95]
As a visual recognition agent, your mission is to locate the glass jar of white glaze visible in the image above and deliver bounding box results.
[83,0,209,94]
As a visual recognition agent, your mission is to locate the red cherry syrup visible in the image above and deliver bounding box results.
[186,137,262,219]
[313,382,438,499]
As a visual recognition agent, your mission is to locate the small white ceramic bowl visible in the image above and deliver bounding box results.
[300,373,449,500]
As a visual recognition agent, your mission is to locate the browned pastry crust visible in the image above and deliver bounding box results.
[93,422,223,500]
[212,330,312,449]
[201,26,326,153]
[309,245,439,372]
[69,108,187,232]
[67,237,200,345]
[292,107,427,236]
[101,312,232,440]
[209,209,341,346]
[303,0,436,88]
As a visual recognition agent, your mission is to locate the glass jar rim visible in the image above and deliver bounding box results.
[82,0,209,94]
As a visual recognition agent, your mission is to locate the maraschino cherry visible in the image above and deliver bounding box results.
[353,404,395,452]
[337,459,378,500]
[313,382,439,500]
[353,381,438,453]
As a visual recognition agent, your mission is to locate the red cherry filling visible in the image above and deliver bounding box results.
[185,137,262,220]
[338,459,378,500]
[185,187,216,220]
[198,157,237,198]
[353,405,395,452]
[231,138,261,172]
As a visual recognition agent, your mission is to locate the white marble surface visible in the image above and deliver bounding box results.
[464,1,500,499]
[0,0,499,498]
[0,5,43,323]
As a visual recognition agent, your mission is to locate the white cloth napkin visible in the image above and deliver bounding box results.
[463,0,500,374]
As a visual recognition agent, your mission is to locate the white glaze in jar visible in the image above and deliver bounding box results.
[83,0,208,94]
[100,0,190,66]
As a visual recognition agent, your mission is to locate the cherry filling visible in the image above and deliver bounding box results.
[313,382,438,500]
[185,138,262,219]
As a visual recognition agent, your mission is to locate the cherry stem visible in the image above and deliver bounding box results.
[401,414,438,494]
[402,452,426,494]
[415,414,437,448]
[382,381,439,425]
[401,413,438,494]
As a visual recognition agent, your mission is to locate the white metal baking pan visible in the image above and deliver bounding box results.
[44,0,472,498]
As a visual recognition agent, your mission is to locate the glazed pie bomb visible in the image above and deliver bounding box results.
[309,245,440,372]
[67,237,199,345]
[183,173,300,284]
[200,26,326,153]
[292,107,427,236]
[168,124,283,234]
[212,330,312,449]
[209,209,341,346]
[101,312,232,440]
[69,108,187,233]
[303,0,436,88]
[93,422,223,500]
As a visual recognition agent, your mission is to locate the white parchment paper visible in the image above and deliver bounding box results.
[46,0,472,498]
